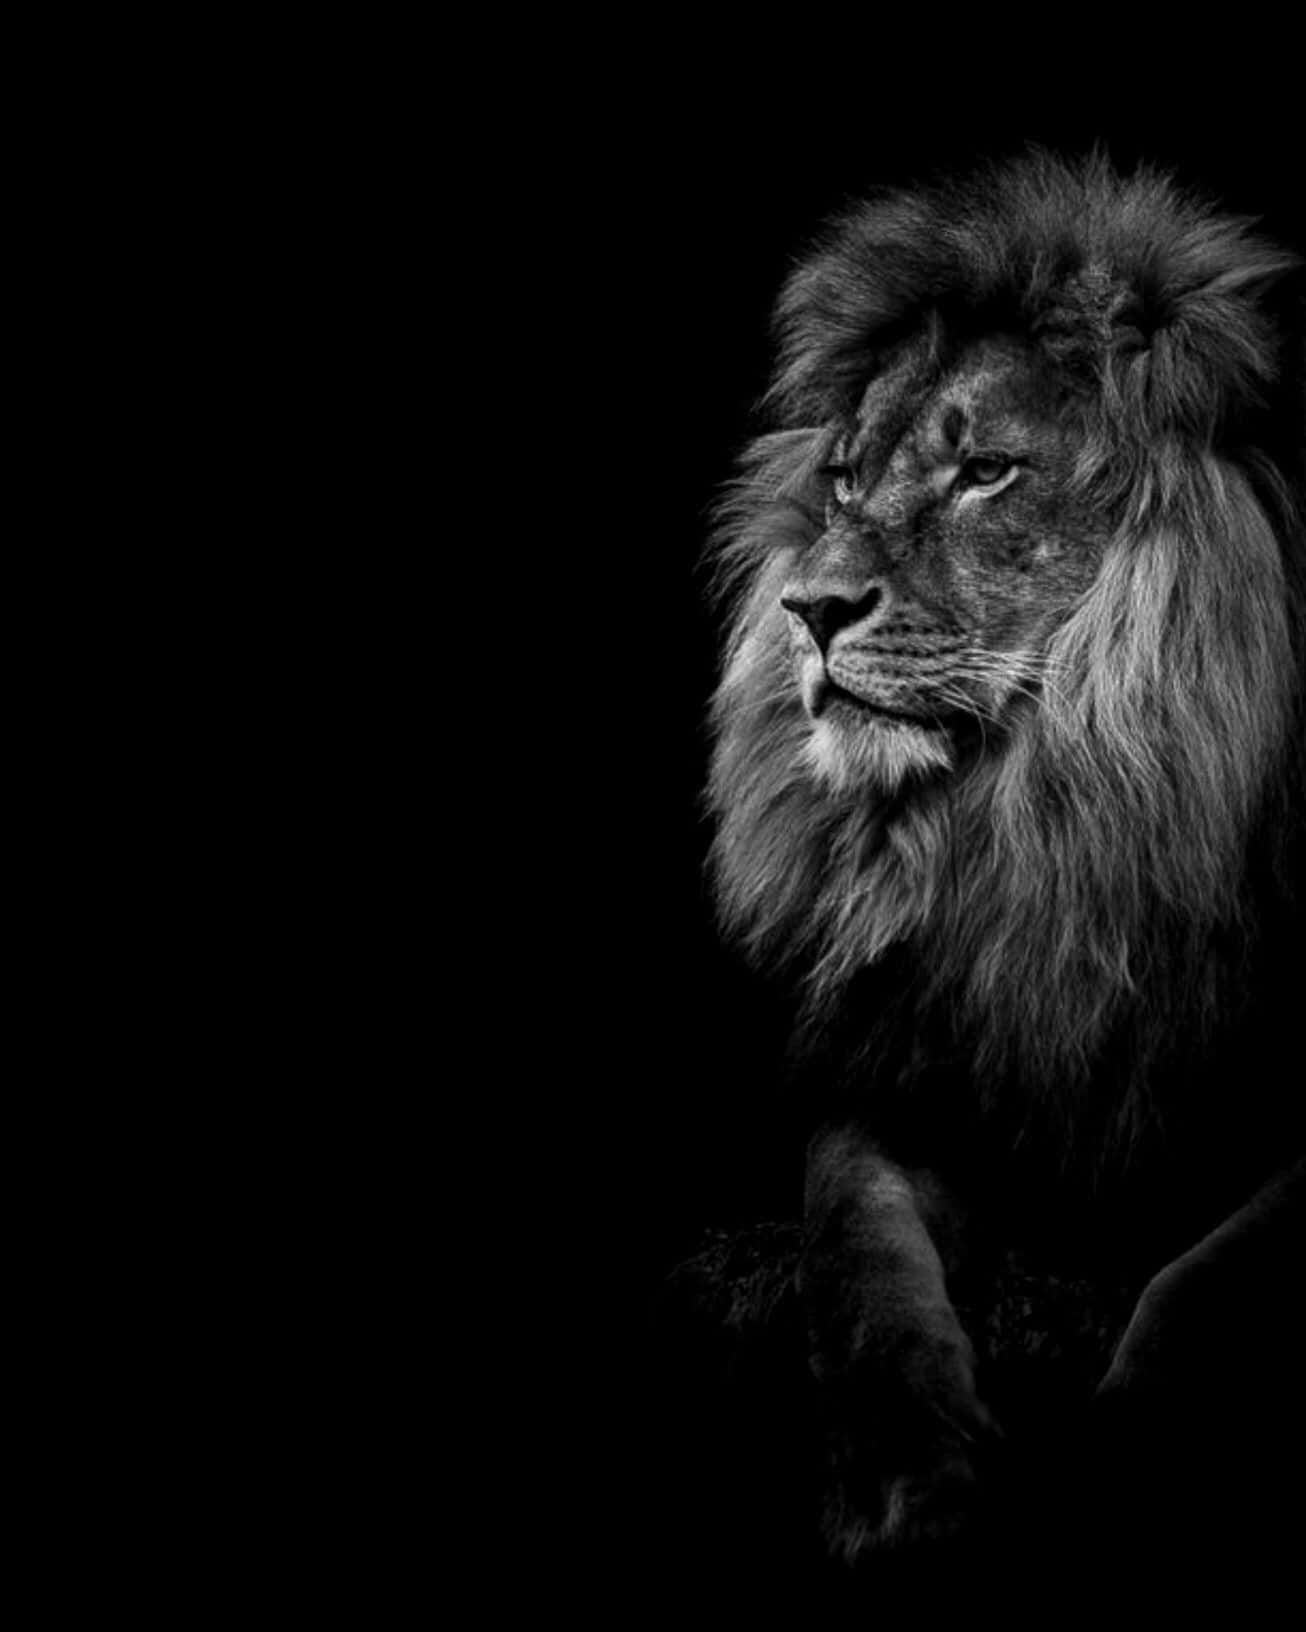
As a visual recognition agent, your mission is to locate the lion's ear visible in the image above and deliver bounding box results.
[1120,249,1305,450]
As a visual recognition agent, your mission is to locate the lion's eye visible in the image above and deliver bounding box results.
[960,455,1015,489]
[820,463,857,507]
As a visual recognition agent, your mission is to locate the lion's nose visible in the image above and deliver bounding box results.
[780,588,882,653]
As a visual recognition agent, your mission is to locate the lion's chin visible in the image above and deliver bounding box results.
[800,710,956,795]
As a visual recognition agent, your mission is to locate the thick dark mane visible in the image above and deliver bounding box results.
[707,152,1305,1138]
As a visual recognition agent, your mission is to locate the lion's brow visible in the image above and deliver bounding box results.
[851,358,946,475]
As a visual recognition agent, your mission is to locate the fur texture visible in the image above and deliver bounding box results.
[707,152,1305,1154]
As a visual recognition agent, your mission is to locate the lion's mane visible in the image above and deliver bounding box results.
[708,153,1305,1140]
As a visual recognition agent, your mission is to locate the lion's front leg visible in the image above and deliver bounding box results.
[801,1127,996,1561]
[1098,1158,1305,1404]
[1086,1159,1306,1557]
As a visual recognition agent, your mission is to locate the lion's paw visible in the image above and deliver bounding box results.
[820,1404,997,1563]
[824,1454,981,1561]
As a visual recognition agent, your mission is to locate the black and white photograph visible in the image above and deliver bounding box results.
[566,86,1306,1621]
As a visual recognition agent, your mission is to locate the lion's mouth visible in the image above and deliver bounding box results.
[812,677,954,731]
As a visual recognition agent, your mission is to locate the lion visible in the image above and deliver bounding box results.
[704,151,1306,1570]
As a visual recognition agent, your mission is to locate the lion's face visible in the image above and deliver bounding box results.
[784,336,1109,793]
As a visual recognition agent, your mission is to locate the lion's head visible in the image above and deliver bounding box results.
[708,152,1305,1110]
